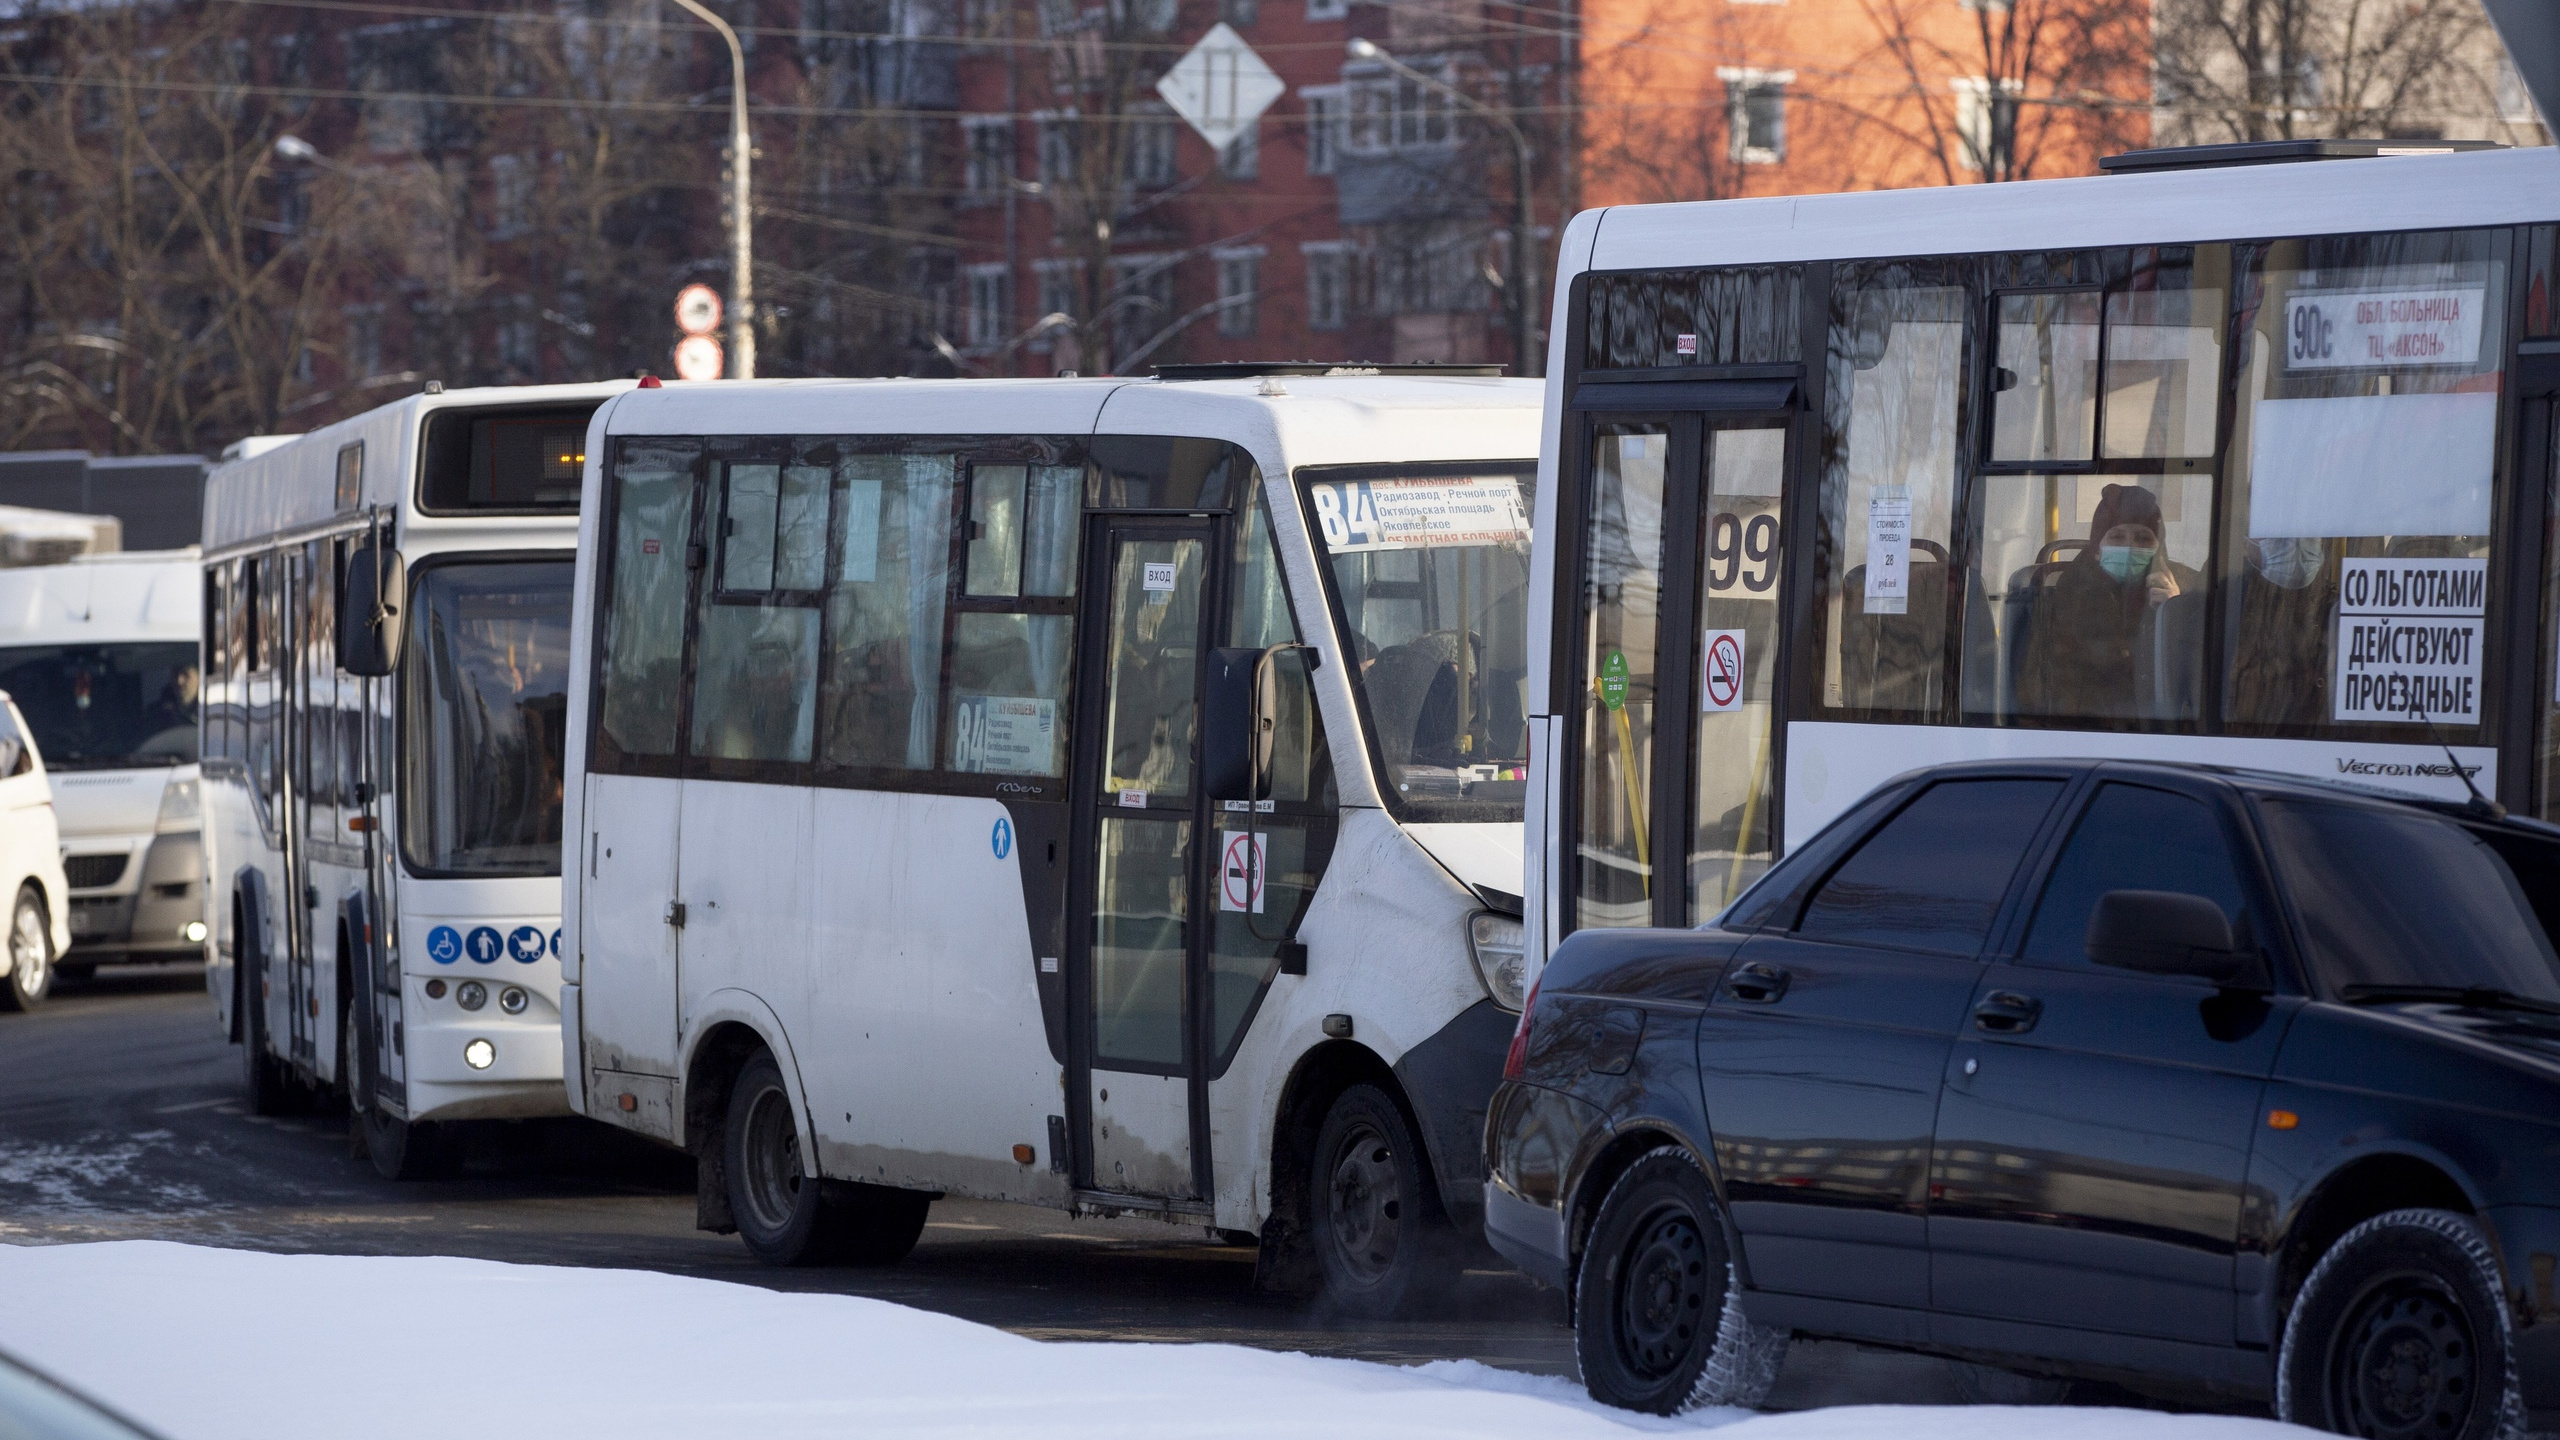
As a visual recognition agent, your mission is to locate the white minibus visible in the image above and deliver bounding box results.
[203,381,628,1176]
[0,552,204,983]
[565,367,1539,1309]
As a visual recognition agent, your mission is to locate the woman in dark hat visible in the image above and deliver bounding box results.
[2017,483,2203,719]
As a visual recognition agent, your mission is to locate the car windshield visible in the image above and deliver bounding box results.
[0,643,198,769]
[400,561,571,876]
[2257,796,2560,1003]
[1303,468,1535,821]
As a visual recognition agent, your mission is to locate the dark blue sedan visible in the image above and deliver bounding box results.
[1485,759,2557,1436]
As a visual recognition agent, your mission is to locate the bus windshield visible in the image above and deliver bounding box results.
[0,643,198,769]
[1303,468,1536,820]
[400,560,572,876]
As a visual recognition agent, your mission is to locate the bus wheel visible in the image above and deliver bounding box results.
[1310,1083,1446,1316]
[359,1107,458,1182]
[0,886,52,1012]
[725,1054,835,1265]
[238,941,296,1115]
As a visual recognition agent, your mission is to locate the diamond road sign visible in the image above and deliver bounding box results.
[1155,23,1285,152]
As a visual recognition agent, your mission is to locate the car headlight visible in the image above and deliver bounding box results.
[155,777,199,830]
[1469,911,1527,1012]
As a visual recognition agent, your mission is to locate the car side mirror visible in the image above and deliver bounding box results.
[2086,889,2267,990]
[337,544,405,677]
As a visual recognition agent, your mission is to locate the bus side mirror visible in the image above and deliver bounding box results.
[1202,647,1266,802]
[338,544,406,677]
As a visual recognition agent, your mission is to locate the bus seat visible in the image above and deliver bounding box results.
[1837,559,1958,712]
[2139,589,2206,721]
[2000,560,2072,717]
[1368,632,1466,766]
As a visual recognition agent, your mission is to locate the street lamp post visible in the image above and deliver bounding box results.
[1347,37,1540,378]
[666,0,754,379]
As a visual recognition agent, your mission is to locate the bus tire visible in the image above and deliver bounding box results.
[824,1180,931,1266]
[1309,1082,1450,1317]
[0,885,52,1012]
[237,898,297,1116]
[1573,1146,1788,1414]
[723,1053,838,1266]
[2276,1208,2528,1440]
[359,1107,458,1182]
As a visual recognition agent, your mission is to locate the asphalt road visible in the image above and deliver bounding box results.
[0,965,2205,1411]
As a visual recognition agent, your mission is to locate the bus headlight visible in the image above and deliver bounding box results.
[155,778,199,830]
[463,1038,495,1070]
[499,985,528,1015]
[183,920,208,943]
[1468,912,1527,1012]
[456,981,487,1011]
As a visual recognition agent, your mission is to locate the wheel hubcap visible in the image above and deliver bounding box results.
[739,1085,803,1235]
[2332,1275,2479,1440]
[13,902,45,995]
[1324,1119,1402,1285]
[1617,1204,1714,1380]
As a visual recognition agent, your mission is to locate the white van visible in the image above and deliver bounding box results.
[0,552,204,984]
[0,690,76,1009]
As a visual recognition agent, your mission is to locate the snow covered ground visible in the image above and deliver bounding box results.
[0,1242,2313,1440]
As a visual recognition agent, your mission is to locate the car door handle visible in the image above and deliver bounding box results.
[1723,962,1790,1004]
[1973,991,2042,1034]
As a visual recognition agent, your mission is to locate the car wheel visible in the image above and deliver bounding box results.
[2277,1208,2528,1440]
[1574,1145,1789,1414]
[1310,1083,1450,1317]
[0,886,52,1012]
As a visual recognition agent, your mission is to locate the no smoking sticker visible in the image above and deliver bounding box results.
[1219,831,1267,914]
[1700,630,1746,712]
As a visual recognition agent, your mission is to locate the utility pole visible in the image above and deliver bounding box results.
[1347,38,1541,377]
[666,0,755,378]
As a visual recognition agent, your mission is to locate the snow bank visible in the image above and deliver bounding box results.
[0,1242,2309,1440]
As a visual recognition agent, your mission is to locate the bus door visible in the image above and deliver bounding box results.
[1067,517,1223,1203]
[1567,394,1795,933]
[283,544,318,1068]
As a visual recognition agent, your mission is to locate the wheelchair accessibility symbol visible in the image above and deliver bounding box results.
[465,926,504,964]
[508,925,547,964]
[427,926,462,965]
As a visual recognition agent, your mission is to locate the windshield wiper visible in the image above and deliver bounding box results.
[2339,984,2560,1017]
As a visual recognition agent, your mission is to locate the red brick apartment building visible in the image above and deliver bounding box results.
[0,0,2537,452]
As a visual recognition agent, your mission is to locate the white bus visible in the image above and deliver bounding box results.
[1523,141,2560,951]
[564,368,1540,1308]
[0,552,205,984]
[203,381,627,1177]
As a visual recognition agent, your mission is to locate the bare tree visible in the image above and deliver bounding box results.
[2154,0,2534,145]
[1850,0,2152,186]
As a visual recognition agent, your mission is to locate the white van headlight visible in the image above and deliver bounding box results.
[156,778,199,829]
[1468,912,1527,1012]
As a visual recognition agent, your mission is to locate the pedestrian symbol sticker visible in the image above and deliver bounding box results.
[465,926,504,964]
[992,815,1013,860]
[1598,651,1629,711]
[507,925,546,964]
[1701,631,1746,712]
[427,926,463,965]
[1220,831,1267,914]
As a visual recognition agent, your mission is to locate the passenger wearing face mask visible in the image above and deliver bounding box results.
[2017,483,2205,719]
[2224,534,2337,727]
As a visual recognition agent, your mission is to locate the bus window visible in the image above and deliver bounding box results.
[820,452,957,773]
[1305,466,1536,822]
[1582,267,1803,370]
[594,440,700,772]
[0,643,199,770]
[1818,268,1969,718]
[692,462,825,766]
[401,561,572,876]
[1965,248,2225,727]
[952,462,1080,779]
[2220,230,2507,736]
[1576,430,1663,927]
[1688,425,1786,919]
[419,406,594,512]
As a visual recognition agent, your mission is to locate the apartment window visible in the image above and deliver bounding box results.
[1216,248,1263,337]
[1111,254,1175,360]
[1952,77,2020,174]
[1303,243,1350,330]
[1307,0,1346,19]
[1126,107,1179,187]
[1221,0,1257,23]
[1302,87,1341,174]
[344,305,384,378]
[1036,111,1076,184]
[1220,119,1260,180]
[966,264,1011,351]
[1344,67,1455,155]
[1031,261,1079,351]
[489,153,533,237]
[495,299,536,372]
[963,115,1014,195]
[1717,68,1791,165]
